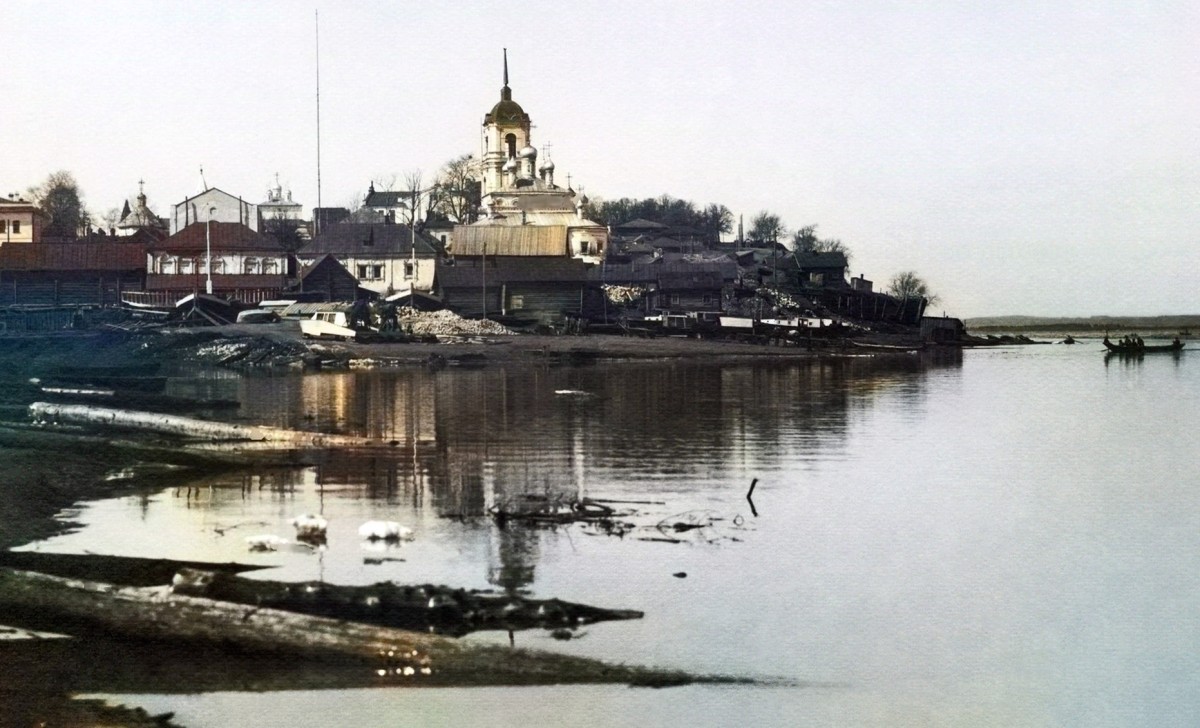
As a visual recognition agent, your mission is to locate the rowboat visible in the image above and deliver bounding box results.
[1102,337,1184,354]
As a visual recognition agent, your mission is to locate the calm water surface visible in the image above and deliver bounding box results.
[25,344,1199,726]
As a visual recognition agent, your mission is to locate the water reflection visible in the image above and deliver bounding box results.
[212,355,960,524]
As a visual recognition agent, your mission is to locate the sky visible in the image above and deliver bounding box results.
[6,1,1198,318]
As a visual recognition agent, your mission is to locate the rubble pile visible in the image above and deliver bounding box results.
[396,309,516,337]
[601,284,647,305]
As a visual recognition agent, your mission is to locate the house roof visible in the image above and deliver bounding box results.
[452,225,568,256]
[437,257,587,288]
[658,271,726,291]
[298,253,356,282]
[150,222,280,255]
[586,260,738,284]
[792,251,848,269]
[0,241,146,271]
[364,190,409,208]
[303,223,440,257]
[615,218,668,231]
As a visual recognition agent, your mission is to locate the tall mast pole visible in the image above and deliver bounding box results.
[315,10,322,236]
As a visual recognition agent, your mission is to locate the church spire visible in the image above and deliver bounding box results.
[501,48,512,101]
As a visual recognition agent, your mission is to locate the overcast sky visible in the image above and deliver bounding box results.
[7,1,1198,317]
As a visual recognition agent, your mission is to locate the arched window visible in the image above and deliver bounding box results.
[505,134,517,159]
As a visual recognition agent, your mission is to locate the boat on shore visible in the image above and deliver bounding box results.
[1103,336,1184,354]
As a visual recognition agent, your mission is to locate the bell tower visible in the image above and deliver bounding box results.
[481,49,532,197]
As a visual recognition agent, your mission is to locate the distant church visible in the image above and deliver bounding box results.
[453,51,608,263]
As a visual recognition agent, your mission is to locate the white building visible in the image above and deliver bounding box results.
[259,174,303,222]
[171,187,258,234]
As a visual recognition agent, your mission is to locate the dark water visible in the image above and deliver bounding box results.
[23,344,1200,726]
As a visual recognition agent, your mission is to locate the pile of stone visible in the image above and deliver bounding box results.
[396,309,515,336]
[601,284,647,305]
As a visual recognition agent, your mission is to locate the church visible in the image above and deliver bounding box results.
[451,51,608,264]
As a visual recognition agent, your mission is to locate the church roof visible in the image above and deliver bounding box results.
[452,224,569,256]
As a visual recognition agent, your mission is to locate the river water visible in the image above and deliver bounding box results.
[20,343,1200,726]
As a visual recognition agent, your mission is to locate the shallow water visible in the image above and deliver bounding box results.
[22,344,1199,726]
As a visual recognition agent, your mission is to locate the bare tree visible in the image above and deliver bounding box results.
[28,170,91,239]
[433,153,479,223]
[888,271,940,306]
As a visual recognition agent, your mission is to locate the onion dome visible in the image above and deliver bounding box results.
[502,158,518,172]
[484,49,531,126]
[518,144,537,160]
[539,157,555,172]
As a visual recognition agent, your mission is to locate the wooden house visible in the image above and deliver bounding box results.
[436,257,588,324]
[791,252,848,289]
[291,254,363,302]
[301,223,441,297]
[0,241,146,306]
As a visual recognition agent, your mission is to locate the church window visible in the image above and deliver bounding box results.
[505,134,517,158]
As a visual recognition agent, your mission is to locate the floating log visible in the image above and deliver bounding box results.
[28,402,393,448]
[0,552,264,588]
[170,568,643,637]
[0,567,701,688]
[45,376,168,393]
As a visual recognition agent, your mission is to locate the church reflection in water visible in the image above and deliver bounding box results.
[178,354,959,591]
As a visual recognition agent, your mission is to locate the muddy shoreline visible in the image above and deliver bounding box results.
[3,328,820,725]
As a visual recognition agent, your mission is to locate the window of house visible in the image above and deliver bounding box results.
[510,295,524,310]
[12,221,20,234]
[161,257,176,274]
[180,259,194,274]
[244,258,259,275]
[210,259,224,274]
[403,261,414,279]
[356,264,383,280]
[702,294,712,305]
[670,294,681,305]
[0,221,7,233]
[263,259,278,274]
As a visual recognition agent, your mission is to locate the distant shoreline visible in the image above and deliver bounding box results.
[965,315,1200,334]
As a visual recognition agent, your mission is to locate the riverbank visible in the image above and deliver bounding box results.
[3,331,790,726]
